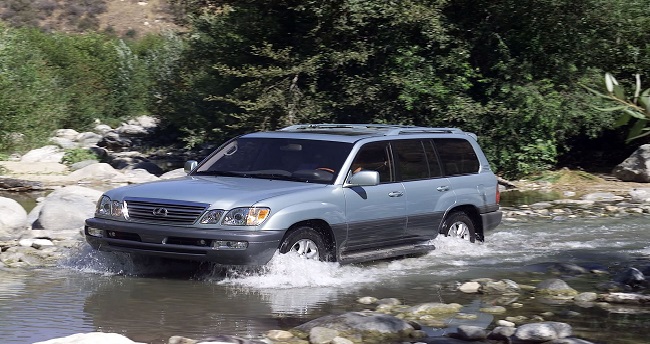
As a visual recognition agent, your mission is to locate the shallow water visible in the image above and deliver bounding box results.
[1,216,650,344]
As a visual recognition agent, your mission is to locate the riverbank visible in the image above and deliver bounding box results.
[1,162,650,344]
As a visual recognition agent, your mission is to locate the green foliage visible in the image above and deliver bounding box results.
[62,148,100,166]
[584,73,650,142]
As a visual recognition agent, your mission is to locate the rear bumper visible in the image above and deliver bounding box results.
[84,217,285,265]
[480,209,503,232]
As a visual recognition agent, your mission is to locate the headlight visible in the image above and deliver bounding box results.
[199,209,225,224]
[222,207,270,226]
[95,196,125,218]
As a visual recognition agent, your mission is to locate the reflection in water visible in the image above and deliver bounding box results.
[0,217,649,343]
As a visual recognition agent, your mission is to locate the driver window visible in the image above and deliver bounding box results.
[351,142,393,183]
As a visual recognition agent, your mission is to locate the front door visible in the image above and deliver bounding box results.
[343,142,407,251]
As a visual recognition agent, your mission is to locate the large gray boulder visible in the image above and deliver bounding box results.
[30,186,102,232]
[33,332,144,344]
[20,145,65,163]
[613,144,650,182]
[0,197,28,238]
[295,311,416,343]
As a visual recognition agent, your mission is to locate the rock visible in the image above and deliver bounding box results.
[68,163,124,182]
[49,137,78,149]
[309,327,339,344]
[76,132,103,147]
[488,326,516,341]
[54,129,80,140]
[574,292,598,303]
[600,292,650,304]
[535,278,579,297]
[581,192,624,202]
[629,188,650,203]
[548,263,590,275]
[265,330,293,341]
[459,281,481,293]
[0,197,28,238]
[294,311,415,343]
[478,305,507,314]
[21,145,66,163]
[113,169,159,184]
[454,325,487,340]
[514,321,572,342]
[161,168,188,179]
[357,296,378,304]
[613,267,647,289]
[30,186,102,232]
[480,279,520,294]
[32,332,144,344]
[404,302,463,315]
[0,178,43,191]
[70,160,100,171]
[612,144,650,182]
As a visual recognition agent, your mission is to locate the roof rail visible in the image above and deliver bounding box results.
[385,127,464,136]
[280,124,408,131]
[280,124,466,134]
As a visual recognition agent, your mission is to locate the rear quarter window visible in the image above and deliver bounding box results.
[434,138,480,176]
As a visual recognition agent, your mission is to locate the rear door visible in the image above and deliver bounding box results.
[392,139,456,241]
[343,142,407,251]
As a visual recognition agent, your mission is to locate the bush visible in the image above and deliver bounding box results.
[61,148,100,166]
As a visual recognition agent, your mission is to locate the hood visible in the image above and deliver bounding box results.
[103,176,327,209]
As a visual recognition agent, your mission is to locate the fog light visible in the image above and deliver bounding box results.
[211,240,248,250]
[86,227,103,238]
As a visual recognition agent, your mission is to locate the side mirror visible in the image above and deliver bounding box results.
[345,170,380,187]
[184,160,198,174]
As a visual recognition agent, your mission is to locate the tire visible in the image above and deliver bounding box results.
[441,211,477,243]
[279,226,331,261]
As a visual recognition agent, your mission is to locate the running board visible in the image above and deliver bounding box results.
[339,243,435,265]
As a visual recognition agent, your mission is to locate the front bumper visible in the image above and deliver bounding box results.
[84,217,285,265]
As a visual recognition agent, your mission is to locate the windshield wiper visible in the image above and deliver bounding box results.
[192,170,245,177]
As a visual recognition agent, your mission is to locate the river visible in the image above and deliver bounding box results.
[1,215,649,344]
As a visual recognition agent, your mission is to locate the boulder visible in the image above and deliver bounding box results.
[30,186,102,232]
[68,163,124,182]
[535,278,579,297]
[33,332,144,344]
[20,145,65,163]
[514,322,572,342]
[612,144,650,182]
[294,311,415,343]
[0,197,28,238]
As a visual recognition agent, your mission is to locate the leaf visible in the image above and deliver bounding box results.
[627,118,648,141]
[593,105,627,112]
[605,72,618,93]
[614,113,631,127]
[624,108,646,119]
[613,84,625,100]
[581,84,605,97]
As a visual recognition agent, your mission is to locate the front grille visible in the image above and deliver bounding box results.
[125,198,209,225]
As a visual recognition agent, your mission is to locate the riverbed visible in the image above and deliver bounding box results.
[1,215,649,344]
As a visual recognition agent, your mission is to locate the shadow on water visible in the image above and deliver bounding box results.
[499,189,563,207]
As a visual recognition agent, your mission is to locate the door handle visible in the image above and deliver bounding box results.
[436,186,450,192]
[388,191,404,197]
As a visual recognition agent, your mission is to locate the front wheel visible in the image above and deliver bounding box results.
[441,211,477,243]
[279,226,331,261]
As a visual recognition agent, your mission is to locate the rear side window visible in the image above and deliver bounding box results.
[392,140,443,181]
[434,138,480,176]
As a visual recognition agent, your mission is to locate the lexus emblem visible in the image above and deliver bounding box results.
[153,208,168,217]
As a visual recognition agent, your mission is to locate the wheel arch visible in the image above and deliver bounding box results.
[440,205,484,240]
[281,219,338,261]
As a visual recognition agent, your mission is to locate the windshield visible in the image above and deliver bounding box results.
[192,137,353,184]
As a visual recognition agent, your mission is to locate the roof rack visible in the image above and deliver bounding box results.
[280,124,467,136]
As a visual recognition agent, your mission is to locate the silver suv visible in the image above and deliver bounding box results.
[85,124,502,265]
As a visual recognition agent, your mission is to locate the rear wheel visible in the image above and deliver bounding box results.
[441,211,477,243]
[279,226,331,261]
